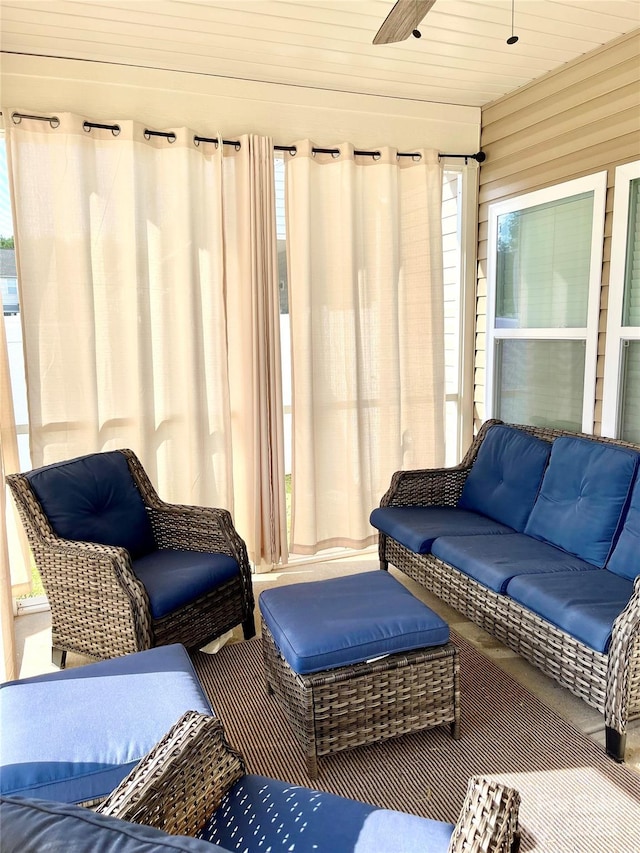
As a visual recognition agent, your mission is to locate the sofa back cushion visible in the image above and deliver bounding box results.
[0,796,226,853]
[607,472,640,580]
[26,451,156,559]
[525,436,639,568]
[457,425,551,532]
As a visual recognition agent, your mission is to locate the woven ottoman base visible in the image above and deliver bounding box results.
[261,620,460,778]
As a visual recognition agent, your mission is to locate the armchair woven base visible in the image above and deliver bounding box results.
[153,575,254,649]
[261,621,461,779]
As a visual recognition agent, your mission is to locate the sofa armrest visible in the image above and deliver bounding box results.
[448,775,521,853]
[380,465,471,508]
[97,711,246,838]
[605,574,640,753]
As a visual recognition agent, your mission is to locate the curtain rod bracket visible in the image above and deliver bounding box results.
[439,151,486,163]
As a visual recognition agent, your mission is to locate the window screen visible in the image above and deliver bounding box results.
[495,339,586,432]
[496,192,593,329]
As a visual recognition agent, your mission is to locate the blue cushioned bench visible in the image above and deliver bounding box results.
[259,570,460,777]
[0,644,213,805]
[370,419,640,762]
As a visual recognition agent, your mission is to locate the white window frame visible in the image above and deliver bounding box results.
[442,162,478,464]
[485,172,607,432]
[602,160,640,439]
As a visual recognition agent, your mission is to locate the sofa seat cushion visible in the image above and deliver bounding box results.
[607,472,640,581]
[457,425,552,532]
[200,774,455,853]
[0,644,213,804]
[431,533,598,593]
[132,549,240,619]
[258,570,449,675]
[26,451,156,559]
[0,796,226,853]
[525,436,638,568]
[506,570,634,653]
[369,506,513,554]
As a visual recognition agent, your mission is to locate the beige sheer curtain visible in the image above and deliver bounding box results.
[1,315,21,680]
[286,142,445,555]
[4,112,284,566]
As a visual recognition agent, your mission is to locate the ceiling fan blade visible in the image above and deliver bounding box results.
[373,0,437,45]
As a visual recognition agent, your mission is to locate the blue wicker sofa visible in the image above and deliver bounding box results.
[0,712,521,853]
[370,420,640,762]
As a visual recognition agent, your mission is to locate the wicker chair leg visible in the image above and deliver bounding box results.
[606,726,626,762]
[242,614,256,640]
[52,647,67,669]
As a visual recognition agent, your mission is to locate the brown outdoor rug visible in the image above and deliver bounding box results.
[191,631,640,852]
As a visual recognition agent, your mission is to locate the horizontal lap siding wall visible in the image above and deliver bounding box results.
[475,30,640,435]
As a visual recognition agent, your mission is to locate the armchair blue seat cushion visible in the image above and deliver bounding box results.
[132,550,240,619]
[200,774,455,853]
[25,451,156,559]
[431,533,598,593]
[369,505,513,554]
[524,436,638,568]
[0,644,213,804]
[506,569,634,653]
[259,570,449,675]
[457,424,552,532]
[0,796,225,853]
[607,473,640,581]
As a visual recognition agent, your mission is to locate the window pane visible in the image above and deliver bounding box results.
[496,192,593,329]
[495,339,585,431]
[620,340,640,443]
[622,178,640,327]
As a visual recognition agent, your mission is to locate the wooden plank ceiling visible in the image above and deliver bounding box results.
[0,0,638,108]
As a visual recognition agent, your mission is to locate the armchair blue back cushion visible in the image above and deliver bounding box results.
[457,425,552,532]
[26,452,156,559]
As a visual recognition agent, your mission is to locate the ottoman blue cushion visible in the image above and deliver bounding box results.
[132,549,240,618]
[607,473,640,581]
[259,571,449,675]
[457,425,552,532]
[26,451,156,559]
[369,505,513,554]
[0,644,213,804]
[200,774,454,853]
[506,569,634,653]
[524,436,638,568]
[0,796,226,853]
[432,533,598,593]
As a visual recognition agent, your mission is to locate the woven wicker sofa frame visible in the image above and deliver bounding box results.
[96,710,522,853]
[6,449,256,665]
[377,419,640,763]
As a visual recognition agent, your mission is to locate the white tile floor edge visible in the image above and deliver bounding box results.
[13,549,640,773]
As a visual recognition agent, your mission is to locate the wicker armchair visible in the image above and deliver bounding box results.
[6,449,255,667]
[98,710,522,853]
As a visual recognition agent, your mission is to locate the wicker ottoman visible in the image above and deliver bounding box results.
[259,571,460,777]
